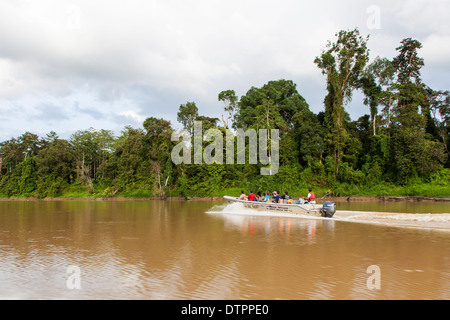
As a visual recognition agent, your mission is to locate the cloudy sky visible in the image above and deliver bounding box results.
[0,0,449,141]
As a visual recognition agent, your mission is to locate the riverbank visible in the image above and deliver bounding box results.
[1,195,449,202]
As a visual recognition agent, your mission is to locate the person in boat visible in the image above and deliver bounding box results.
[281,191,291,204]
[282,191,290,200]
[306,188,316,208]
[256,191,263,202]
[247,190,256,202]
[239,190,247,201]
[271,191,276,202]
[273,191,282,203]
[264,191,272,203]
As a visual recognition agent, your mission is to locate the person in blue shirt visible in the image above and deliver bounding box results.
[273,191,282,203]
[264,192,272,203]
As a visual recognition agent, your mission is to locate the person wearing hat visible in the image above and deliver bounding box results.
[273,190,282,204]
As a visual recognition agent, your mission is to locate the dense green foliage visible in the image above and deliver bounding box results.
[1,29,449,199]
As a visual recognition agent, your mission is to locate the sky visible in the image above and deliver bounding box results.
[0,0,449,142]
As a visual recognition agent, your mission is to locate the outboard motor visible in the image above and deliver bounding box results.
[321,202,337,218]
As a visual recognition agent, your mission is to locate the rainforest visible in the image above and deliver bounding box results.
[1,29,449,199]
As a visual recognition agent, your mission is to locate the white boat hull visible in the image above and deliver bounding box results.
[223,196,336,218]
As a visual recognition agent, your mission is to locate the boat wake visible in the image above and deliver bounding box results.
[335,211,450,231]
[207,203,450,231]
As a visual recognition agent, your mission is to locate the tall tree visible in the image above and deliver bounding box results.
[142,117,174,196]
[218,90,238,129]
[359,57,396,135]
[0,132,41,173]
[70,128,115,191]
[34,137,76,197]
[234,79,313,165]
[315,28,370,176]
[390,38,446,182]
[235,79,309,130]
[428,89,450,164]
[177,102,199,135]
[392,38,424,85]
[110,126,145,189]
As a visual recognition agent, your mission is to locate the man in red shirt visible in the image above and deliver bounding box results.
[307,189,316,203]
[307,188,316,208]
[247,190,256,202]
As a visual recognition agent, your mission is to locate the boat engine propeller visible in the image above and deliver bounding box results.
[321,202,337,218]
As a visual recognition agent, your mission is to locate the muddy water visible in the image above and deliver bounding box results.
[0,200,449,300]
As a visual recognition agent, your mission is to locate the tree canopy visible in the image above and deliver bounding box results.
[1,29,448,199]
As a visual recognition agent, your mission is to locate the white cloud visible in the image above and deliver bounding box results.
[395,0,450,35]
[0,0,449,141]
[422,34,450,67]
[118,110,143,124]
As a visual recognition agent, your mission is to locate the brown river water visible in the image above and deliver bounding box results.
[0,199,449,300]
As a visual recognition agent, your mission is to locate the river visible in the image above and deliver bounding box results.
[0,199,449,300]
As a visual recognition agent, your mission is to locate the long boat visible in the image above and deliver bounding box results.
[223,196,337,218]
